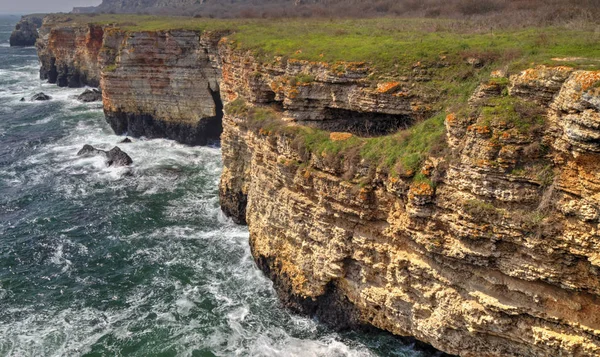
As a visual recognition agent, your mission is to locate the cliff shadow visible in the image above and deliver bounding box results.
[300,108,413,137]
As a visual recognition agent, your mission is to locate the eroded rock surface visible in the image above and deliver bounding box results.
[31,92,50,101]
[77,88,102,102]
[219,64,600,357]
[77,144,133,167]
[99,29,225,145]
[37,17,104,87]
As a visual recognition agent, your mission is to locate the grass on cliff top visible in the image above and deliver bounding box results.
[46,14,600,76]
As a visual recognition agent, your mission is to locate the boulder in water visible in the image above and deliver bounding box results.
[119,137,132,143]
[77,144,105,157]
[77,89,102,102]
[77,144,133,167]
[106,147,133,167]
[31,92,51,101]
[20,97,25,102]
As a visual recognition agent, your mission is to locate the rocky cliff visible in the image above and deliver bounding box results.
[35,17,600,356]
[99,28,225,145]
[10,15,43,47]
[36,17,104,87]
[219,60,600,356]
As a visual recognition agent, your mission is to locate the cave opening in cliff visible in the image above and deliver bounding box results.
[308,108,414,137]
[205,85,225,144]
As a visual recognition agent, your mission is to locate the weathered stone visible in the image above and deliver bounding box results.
[36,18,103,87]
[77,88,102,102]
[31,92,51,101]
[98,29,225,145]
[219,66,600,357]
[106,146,133,167]
[77,144,133,167]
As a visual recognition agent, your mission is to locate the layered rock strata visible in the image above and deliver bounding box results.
[36,19,104,87]
[34,18,600,356]
[99,29,225,145]
[220,64,600,357]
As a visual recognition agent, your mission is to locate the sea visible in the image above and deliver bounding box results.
[0,15,432,357]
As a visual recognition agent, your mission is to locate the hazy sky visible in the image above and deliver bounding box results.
[0,0,101,14]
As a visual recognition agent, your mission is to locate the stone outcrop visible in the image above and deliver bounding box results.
[10,16,42,47]
[36,17,104,87]
[99,28,225,145]
[77,88,102,102]
[31,92,51,101]
[219,62,600,356]
[35,17,600,356]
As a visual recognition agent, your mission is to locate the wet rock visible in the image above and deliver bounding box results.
[106,146,133,167]
[20,97,25,102]
[77,144,105,157]
[76,144,133,167]
[119,137,132,143]
[31,92,51,101]
[77,88,102,102]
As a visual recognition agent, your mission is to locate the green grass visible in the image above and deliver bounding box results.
[46,14,600,78]
[479,96,545,134]
[103,64,117,72]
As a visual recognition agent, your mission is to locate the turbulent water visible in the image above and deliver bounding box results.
[0,16,432,357]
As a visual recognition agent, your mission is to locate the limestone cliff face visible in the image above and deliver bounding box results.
[218,42,431,136]
[36,19,226,145]
[219,60,600,356]
[99,28,225,145]
[36,19,103,87]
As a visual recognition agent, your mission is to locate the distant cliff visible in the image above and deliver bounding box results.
[34,15,600,357]
[10,15,43,47]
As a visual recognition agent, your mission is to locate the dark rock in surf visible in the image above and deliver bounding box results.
[77,144,105,157]
[77,89,102,102]
[31,92,51,101]
[20,97,25,102]
[119,137,132,143]
[77,144,133,167]
[106,147,133,167]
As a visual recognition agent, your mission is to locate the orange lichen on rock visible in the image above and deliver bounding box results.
[329,132,353,141]
[573,71,600,91]
[377,81,401,94]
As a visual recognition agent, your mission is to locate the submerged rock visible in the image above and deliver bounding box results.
[31,92,51,101]
[77,89,102,102]
[106,147,133,167]
[77,144,133,167]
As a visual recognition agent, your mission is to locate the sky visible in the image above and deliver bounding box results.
[0,0,101,14]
